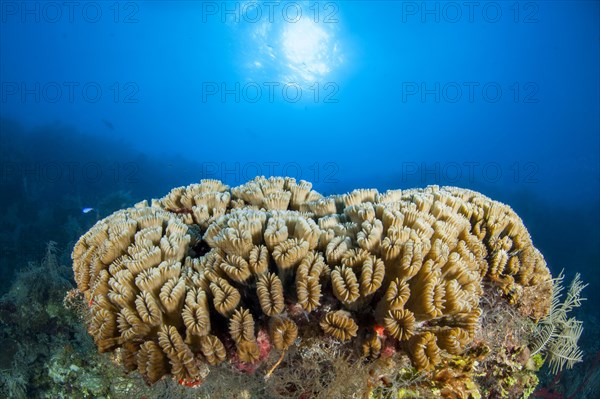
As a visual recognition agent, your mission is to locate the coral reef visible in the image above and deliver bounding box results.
[0,242,84,398]
[70,176,558,397]
[530,272,586,374]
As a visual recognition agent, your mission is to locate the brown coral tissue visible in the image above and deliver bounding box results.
[71,176,553,388]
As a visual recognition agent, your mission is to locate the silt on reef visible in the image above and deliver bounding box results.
[67,176,582,398]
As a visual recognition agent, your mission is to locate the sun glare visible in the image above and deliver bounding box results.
[238,5,343,86]
[281,18,331,82]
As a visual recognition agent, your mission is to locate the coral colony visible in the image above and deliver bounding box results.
[70,176,580,398]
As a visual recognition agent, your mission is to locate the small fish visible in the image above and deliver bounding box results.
[102,118,115,131]
[82,207,94,214]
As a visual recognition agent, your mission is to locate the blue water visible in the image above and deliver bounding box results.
[1,2,598,301]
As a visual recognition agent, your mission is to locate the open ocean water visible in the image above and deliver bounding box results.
[0,1,598,398]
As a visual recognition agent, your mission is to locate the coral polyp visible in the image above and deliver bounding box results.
[71,176,556,397]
